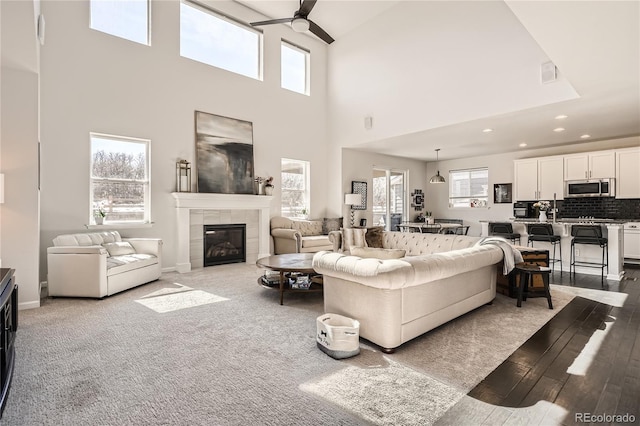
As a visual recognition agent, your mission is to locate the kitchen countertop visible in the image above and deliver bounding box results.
[511,218,632,225]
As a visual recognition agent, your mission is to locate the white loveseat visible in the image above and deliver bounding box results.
[313,231,506,352]
[270,216,337,254]
[47,231,163,298]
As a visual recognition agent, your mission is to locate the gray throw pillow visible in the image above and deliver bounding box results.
[322,217,343,235]
[365,226,384,248]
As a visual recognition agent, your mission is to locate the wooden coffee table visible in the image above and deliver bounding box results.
[256,253,323,305]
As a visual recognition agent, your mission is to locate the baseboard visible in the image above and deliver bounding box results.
[162,266,177,273]
[19,300,41,310]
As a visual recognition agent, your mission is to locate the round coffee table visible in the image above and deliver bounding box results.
[256,253,323,305]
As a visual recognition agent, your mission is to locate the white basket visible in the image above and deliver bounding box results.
[316,313,360,359]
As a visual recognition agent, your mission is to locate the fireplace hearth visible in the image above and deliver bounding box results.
[204,224,246,267]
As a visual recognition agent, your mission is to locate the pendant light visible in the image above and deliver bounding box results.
[429,149,446,184]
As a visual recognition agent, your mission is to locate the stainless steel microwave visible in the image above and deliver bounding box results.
[565,178,615,198]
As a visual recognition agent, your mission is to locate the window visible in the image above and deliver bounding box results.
[449,168,489,208]
[281,158,310,218]
[90,0,150,45]
[281,40,309,95]
[180,0,262,80]
[90,133,151,224]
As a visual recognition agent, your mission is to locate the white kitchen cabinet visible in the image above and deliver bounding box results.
[616,147,640,199]
[564,151,615,180]
[514,156,564,201]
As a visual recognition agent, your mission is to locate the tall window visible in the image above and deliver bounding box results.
[373,169,406,230]
[90,0,150,45]
[281,158,310,218]
[180,0,262,80]
[90,133,151,224]
[449,168,489,208]
[281,40,309,95]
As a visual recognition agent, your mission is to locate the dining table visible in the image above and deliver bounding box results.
[398,222,464,234]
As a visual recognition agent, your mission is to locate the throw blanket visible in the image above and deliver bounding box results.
[476,236,524,275]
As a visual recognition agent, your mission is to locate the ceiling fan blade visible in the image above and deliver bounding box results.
[250,17,292,27]
[308,20,334,44]
[298,0,318,17]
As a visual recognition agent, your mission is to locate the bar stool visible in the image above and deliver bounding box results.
[515,263,553,309]
[489,222,521,245]
[570,225,608,285]
[527,223,562,274]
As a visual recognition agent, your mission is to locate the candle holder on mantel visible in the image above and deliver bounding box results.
[176,160,191,192]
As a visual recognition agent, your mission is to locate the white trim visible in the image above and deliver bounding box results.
[19,300,40,310]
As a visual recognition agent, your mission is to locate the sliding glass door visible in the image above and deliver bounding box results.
[372,169,406,231]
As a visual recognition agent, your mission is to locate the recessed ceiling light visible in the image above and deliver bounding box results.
[482,128,493,133]
[553,127,565,132]
[581,134,591,139]
[555,115,568,120]
[519,143,528,147]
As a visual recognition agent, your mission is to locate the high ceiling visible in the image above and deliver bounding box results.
[238,1,640,161]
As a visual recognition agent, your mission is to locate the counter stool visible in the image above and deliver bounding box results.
[489,222,521,245]
[527,223,562,274]
[515,263,553,309]
[570,225,608,285]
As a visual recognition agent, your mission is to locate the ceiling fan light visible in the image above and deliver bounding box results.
[291,17,309,32]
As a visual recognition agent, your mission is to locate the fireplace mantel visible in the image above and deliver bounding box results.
[171,193,273,272]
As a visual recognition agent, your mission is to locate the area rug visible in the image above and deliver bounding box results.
[300,285,575,426]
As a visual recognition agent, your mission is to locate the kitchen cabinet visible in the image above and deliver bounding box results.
[514,156,564,201]
[616,147,640,199]
[564,150,615,180]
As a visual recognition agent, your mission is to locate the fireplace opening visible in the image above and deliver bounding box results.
[204,224,246,267]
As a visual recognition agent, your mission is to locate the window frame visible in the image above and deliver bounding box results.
[448,167,489,209]
[280,158,310,218]
[179,0,263,80]
[281,39,310,95]
[89,0,151,46]
[89,132,151,225]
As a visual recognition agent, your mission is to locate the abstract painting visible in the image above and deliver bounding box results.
[195,111,254,194]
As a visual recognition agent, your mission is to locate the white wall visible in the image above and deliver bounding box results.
[1,0,42,309]
[424,136,640,236]
[39,0,329,279]
[341,148,429,226]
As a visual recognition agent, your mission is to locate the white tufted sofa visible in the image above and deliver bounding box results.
[47,231,162,298]
[313,231,504,352]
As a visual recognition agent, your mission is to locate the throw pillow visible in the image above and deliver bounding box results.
[102,241,136,256]
[340,228,368,253]
[365,226,384,248]
[350,246,406,260]
[322,217,343,235]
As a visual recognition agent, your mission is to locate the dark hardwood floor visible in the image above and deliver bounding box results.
[467,265,640,425]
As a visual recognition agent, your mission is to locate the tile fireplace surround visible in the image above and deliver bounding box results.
[171,193,272,273]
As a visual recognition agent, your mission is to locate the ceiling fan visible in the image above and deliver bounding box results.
[250,0,335,44]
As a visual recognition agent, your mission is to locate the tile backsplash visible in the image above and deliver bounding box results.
[559,198,640,219]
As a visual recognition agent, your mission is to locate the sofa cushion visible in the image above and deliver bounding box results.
[301,235,332,248]
[53,231,122,247]
[103,241,136,256]
[107,254,158,276]
[292,220,323,236]
[341,228,368,252]
[351,246,406,260]
[322,217,343,235]
[364,226,384,248]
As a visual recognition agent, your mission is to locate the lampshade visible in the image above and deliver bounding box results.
[291,17,310,32]
[429,148,446,184]
[345,193,361,206]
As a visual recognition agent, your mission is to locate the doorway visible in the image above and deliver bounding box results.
[372,169,406,231]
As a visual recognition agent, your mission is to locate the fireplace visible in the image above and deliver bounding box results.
[204,224,246,267]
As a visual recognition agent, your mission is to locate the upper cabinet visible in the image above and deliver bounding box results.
[616,147,640,199]
[564,151,615,180]
[514,156,564,201]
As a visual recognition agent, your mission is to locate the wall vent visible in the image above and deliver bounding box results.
[541,61,557,84]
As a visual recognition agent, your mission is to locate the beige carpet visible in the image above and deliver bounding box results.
[4,264,573,425]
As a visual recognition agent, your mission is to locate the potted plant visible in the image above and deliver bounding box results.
[264,176,274,196]
[94,206,106,225]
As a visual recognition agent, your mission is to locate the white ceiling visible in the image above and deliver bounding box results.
[237,0,640,161]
